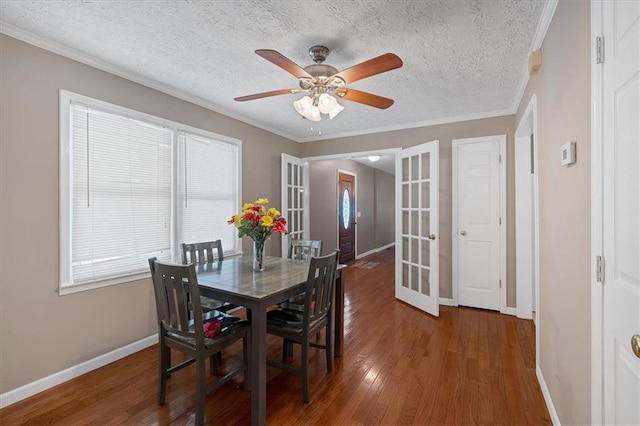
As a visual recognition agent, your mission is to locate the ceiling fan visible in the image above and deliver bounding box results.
[234,45,403,121]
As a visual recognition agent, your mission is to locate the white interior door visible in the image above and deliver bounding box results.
[395,140,439,317]
[601,0,640,423]
[453,136,504,311]
[281,154,309,256]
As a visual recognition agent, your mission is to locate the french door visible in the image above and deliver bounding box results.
[280,154,309,256]
[395,140,439,316]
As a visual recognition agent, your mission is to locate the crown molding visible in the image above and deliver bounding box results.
[0,21,300,142]
[511,0,559,113]
[297,108,515,143]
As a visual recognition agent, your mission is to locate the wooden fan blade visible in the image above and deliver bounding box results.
[234,89,299,102]
[336,88,394,109]
[255,49,313,79]
[333,53,403,84]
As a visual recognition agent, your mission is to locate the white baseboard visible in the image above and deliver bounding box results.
[0,334,157,409]
[505,307,517,316]
[439,297,457,306]
[537,366,561,425]
[376,242,395,252]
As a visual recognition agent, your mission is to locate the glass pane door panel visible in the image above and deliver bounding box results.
[421,182,430,208]
[421,211,431,237]
[421,268,430,295]
[411,155,419,180]
[421,153,431,178]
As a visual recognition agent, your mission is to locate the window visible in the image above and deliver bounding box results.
[59,91,241,293]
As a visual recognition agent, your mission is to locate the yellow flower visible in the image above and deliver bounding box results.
[233,215,242,226]
[268,208,281,217]
[261,215,274,226]
[242,203,253,210]
[255,198,269,205]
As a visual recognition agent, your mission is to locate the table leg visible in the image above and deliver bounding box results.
[334,269,344,357]
[250,307,266,425]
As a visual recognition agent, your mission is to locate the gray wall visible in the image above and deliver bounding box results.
[515,1,591,423]
[309,159,382,256]
[301,115,516,302]
[0,34,300,393]
[374,169,395,248]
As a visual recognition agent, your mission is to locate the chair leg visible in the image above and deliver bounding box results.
[209,353,218,375]
[243,333,250,391]
[195,356,207,426]
[325,324,333,373]
[302,339,310,403]
[158,341,169,405]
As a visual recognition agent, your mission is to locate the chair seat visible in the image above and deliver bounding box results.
[266,308,326,334]
[167,311,249,348]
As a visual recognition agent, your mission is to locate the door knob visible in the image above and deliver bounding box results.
[428,234,437,240]
[460,230,467,236]
[632,335,640,359]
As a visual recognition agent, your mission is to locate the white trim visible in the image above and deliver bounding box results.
[303,147,402,163]
[514,94,540,321]
[439,297,457,307]
[590,1,604,423]
[298,110,514,143]
[356,248,376,259]
[451,135,507,313]
[511,0,559,113]
[0,335,157,409]
[0,22,300,143]
[376,242,396,252]
[337,169,357,261]
[505,307,517,316]
[537,366,562,426]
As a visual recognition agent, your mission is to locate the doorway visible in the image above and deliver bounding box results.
[338,171,356,263]
[514,95,539,321]
[452,135,507,312]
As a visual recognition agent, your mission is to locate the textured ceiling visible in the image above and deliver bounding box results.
[0,1,546,142]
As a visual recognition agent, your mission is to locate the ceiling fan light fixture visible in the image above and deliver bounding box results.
[328,102,344,119]
[309,105,321,121]
[318,93,337,114]
[368,155,381,162]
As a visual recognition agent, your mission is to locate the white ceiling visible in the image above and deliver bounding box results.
[0,1,547,143]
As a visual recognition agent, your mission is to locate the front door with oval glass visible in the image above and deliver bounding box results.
[338,172,356,263]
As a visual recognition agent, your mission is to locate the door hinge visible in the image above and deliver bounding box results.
[596,255,604,283]
[499,154,502,163]
[499,217,502,225]
[499,279,502,288]
[596,36,604,64]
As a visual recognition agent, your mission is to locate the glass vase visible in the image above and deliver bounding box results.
[253,240,265,272]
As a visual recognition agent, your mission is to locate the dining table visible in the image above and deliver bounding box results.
[195,255,346,426]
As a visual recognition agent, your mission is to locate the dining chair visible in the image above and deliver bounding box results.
[266,250,339,403]
[148,258,250,426]
[288,238,323,260]
[181,240,237,313]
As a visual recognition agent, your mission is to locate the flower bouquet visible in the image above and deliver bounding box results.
[228,198,287,271]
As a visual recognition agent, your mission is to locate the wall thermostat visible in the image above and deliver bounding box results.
[561,141,576,166]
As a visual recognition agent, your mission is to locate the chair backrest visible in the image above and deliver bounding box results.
[148,258,206,343]
[288,239,322,261]
[181,240,224,265]
[302,250,339,329]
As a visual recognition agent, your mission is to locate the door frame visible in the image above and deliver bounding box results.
[514,95,540,322]
[451,135,507,314]
[590,1,604,422]
[336,169,357,260]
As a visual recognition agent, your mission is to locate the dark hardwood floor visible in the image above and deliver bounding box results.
[0,248,550,425]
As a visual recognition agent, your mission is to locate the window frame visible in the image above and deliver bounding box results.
[59,90,242,295]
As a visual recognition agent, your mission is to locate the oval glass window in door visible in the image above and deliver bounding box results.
[342,189,350,229]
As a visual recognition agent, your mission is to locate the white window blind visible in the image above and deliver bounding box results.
[60,91,242,292]
[177,131,239,254]
[69,104,173,286]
